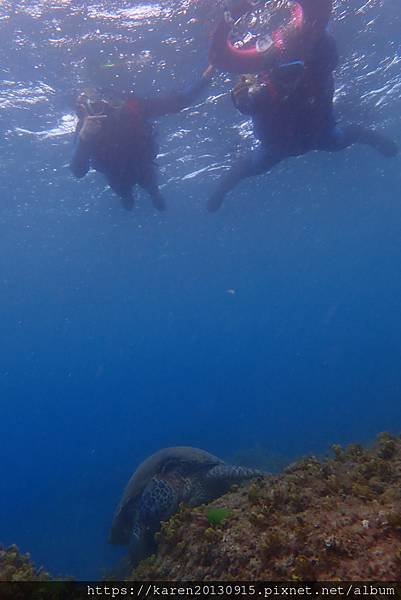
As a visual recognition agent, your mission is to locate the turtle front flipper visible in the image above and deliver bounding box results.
[128,519,150,567]
[139,476,180,527]
[129,476,180,567]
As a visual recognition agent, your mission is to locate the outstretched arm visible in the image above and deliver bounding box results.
[299,0,333,32]
[70,137,91,179]
[70,116,105,178]
[311,30,339,75]
[141,68,213,119]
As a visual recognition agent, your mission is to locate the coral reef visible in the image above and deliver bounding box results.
[0,545,49,581]
[130,433,401,581]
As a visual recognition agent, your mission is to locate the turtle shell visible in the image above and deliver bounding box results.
[109,446,223,544]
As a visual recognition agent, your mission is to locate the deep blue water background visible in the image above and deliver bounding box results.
[1,0,401,580]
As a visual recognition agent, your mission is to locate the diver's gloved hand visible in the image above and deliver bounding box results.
[79,115,106,143]
[231,74,260,111]
[202,64,216,80]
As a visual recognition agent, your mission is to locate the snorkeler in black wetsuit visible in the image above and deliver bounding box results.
[207,29,398,212]
[71,68,213,211]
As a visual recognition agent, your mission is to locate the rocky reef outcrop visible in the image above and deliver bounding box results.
[131,433,401,581]
[2,433,401,582]
[0,545,49,581]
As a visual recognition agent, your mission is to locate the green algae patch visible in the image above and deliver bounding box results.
[206,507,233,527]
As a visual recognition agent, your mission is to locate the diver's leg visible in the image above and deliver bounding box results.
[108,178,135,211]
[147,183,166,212]
[207,148,283,213]
[318,125,398,157]
[120,194,135,211]
[139,164,166,212]
[349,126,398,157]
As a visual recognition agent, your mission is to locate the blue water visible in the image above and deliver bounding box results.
[1,0,401,580]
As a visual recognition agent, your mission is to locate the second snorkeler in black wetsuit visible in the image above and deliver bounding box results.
[71,67,214,211]
[207,27,398,212]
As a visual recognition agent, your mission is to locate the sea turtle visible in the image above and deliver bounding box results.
[109,446,263,565]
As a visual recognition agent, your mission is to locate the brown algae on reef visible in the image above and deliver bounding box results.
[0,545,49,581]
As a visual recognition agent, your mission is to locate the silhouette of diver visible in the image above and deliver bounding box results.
[207,29,398,212]
[71,68,213,211]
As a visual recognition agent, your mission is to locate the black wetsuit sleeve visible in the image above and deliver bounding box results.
[312,31,339,75]
[298,0,333,33]
[70,124,92,178]
[140,76,209,119]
